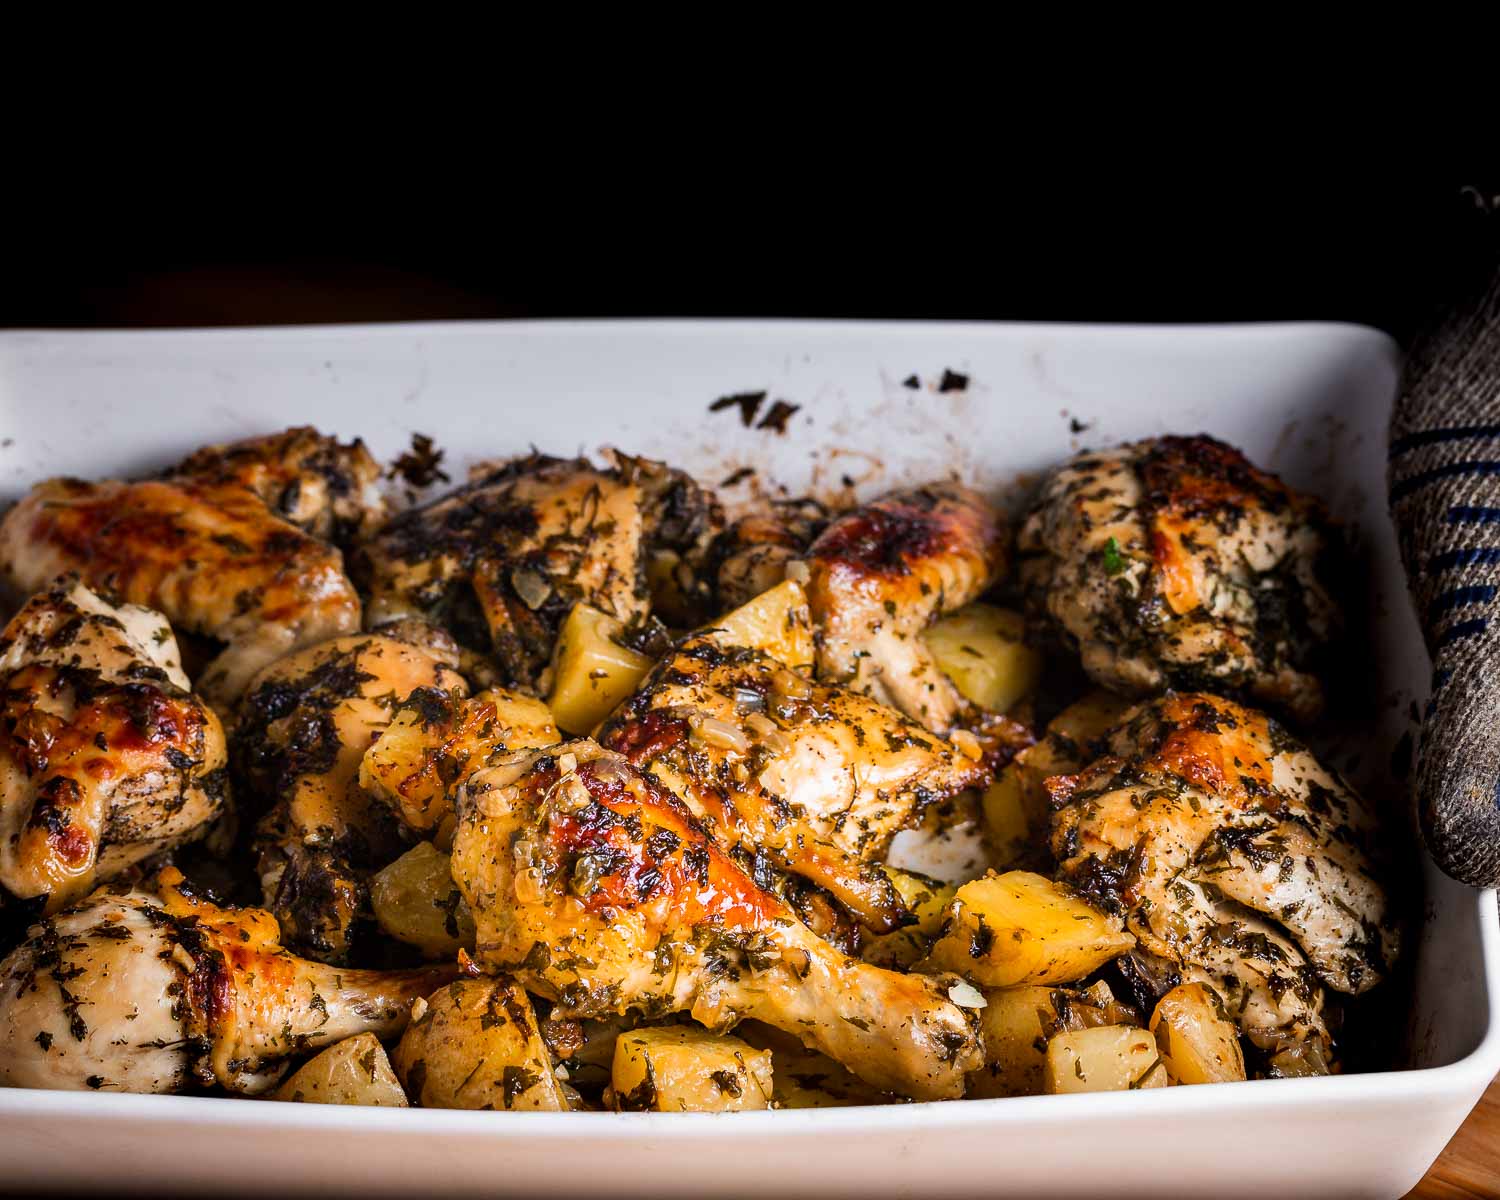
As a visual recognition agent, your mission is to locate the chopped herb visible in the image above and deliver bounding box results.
[390,433,450,489]
[1102,537,1126,576]
[709,391,767,427]
[756,400,800,434]
[938,369,969,392]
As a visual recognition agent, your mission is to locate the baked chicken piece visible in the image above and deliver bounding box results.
[597,634,992,934]
[357,454,652,692]
[238,634,467,962]
[172,425,386,546]
[0,868,449,1094]
[803,483,1016,740]
[1018,436,1340,722]
[705,499,828,612]
[450,740,982,1100]
[0,578,228,926]
[0,475,362,708]
[1047,692,1398,1062]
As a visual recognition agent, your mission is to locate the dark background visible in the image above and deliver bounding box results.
[6,176,1497,340]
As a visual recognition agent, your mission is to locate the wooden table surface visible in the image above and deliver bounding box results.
[1409,1074,1500,1198]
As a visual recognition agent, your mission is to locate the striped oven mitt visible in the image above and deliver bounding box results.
[1390,263,1500,888]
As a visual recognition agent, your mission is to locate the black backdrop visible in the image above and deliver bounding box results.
[6,177,1496,340]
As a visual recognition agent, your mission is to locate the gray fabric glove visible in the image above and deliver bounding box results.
[1390,262,1500,887]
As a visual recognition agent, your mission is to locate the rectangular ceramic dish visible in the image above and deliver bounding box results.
[0,320,1496,1199]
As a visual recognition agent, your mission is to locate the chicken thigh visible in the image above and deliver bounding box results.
[1018,436,1340,722]
[597,635,995,933]
[450,740,982,1100]
[357,454,650,691]
[1047,692,1398,1059]
[0,868,449,1094]
[0,578,228,926]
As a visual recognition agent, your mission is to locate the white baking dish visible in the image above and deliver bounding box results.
[0,320,1495,1199]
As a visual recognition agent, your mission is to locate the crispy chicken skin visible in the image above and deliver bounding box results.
[172,426,385,546]
[0,579,228,923]
[1018,436,1340,722]
[0,868,450,1094]
[450,740,982,1100]
[238,635,467,963]
[0,477,362,708]
[597,635,991,934]
[357,454,650,692]
[1047,692,1397,1056]
[804,483,1015,739]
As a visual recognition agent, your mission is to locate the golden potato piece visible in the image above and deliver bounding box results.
[705,579,814,672]
[1150,983,1246,1085]
[362,687,559,837]
[922,870,1134,987]
[923,603,1042,713]
[1044,1026,1167,1095]
[966,985,1059,1099]
[549,603,654,735]
[611,1026,774,1112]
[981,768,1032,868]
[393,978,566,1111]
[272,1033,408,1107]
[370,841,475,958]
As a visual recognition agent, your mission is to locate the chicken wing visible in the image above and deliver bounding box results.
[0,578,228,925]
[450,740,981,1100]
[1017,436,1340,722]
[0,868,449,1094]
[237,634,467,962]
[803,483,1015,740]
[0,476,361,707]
[597,634,992,933]
[172,425,385,546]
[357,454,649,691]
[1047,692,1398,1058]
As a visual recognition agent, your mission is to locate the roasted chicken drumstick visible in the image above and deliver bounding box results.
[803,483,1014,740]
[0,868,449,1094]
[451,740,982,1100]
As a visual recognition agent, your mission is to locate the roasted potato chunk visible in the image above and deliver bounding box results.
[1150,983,1246,1085]
[272,1033,408,1107]
[393,978,566,1111]
[369,842,475,958]
[923,603,1042,713]
[1044,1026,1167,1095]
[549,603,654,734]
[705,578,814,671]
[611,1026,774,1112]
[966,985,1059,1099]
[922,871,1134,987]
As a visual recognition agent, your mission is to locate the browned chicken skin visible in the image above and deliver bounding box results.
[804,484,1019,745]
[172,426,386,546]
[0,868,450,1094]
[0,477,361,708]
[451,740,982,1099]
[1048,692,1397,1059]
[598,635,991,934]
[237,634,467,963]
[1018,436,1340,722]
[0,579,228,924]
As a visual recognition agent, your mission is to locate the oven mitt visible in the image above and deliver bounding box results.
[1390,261,1500,887]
